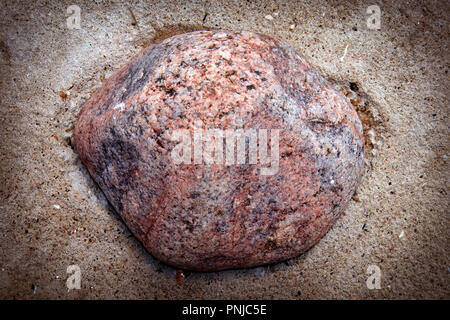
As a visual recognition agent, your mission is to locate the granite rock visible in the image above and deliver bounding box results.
[73,30,364,271]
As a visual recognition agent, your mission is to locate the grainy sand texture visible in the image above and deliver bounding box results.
[0,0,448,299]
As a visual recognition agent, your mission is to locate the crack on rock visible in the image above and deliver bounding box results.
[330,79,387,167]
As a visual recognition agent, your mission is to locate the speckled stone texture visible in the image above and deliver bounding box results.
[74,30,364,271]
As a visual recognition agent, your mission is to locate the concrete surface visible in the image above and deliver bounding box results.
[0,0,448,299]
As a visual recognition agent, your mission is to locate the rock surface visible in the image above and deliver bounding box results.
[73,30,364,271]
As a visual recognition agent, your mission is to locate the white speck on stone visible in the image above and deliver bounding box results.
[113,102,125,111]
[53,204,60,209]
[114,102,125,111]
[265,14,274,21]
[330,179,335,184]
[399,230,405,238]
[213,32,228,39]
[289,24,296,30]
[220,50,231,60]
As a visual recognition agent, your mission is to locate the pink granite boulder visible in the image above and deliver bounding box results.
[73,30,364,271]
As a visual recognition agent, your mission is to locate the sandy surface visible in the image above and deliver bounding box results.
[0,0,448,299]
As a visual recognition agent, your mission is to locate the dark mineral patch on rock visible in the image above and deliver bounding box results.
[73,30,364,271]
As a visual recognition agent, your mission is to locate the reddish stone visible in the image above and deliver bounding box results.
[73,30,364,271]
